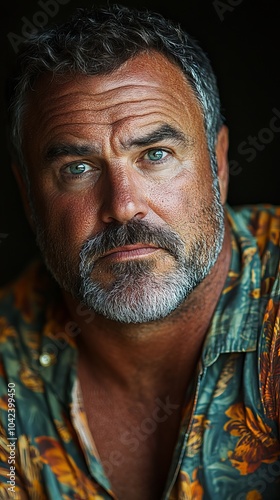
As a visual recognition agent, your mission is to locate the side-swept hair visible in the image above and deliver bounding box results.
[7,3,224,175]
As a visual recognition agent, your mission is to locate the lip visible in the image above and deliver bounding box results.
[99,244,161,262]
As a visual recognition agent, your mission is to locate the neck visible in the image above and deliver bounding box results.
[64,220,231,397]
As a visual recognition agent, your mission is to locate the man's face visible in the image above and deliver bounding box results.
[21,52,228,323]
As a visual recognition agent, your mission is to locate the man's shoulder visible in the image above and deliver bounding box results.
[0,260,59,348]
[228,203,280,238]
[227,203,280,260]
[226,204,279,302]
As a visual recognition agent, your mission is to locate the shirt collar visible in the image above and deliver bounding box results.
[202,204,261,367]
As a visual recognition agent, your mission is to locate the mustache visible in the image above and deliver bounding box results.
[79,219,186,270]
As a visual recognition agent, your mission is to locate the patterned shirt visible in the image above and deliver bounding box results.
[0,204,280,500]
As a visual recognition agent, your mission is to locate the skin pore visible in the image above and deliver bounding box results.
[16,51,231,498]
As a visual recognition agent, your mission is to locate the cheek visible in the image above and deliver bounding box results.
[32,187,100,247]
[149,168,213,232]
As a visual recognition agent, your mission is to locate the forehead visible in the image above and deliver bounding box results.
[23,51,205,154]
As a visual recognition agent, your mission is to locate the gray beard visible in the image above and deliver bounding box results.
[79,237,221,324]
[34,182,225,324]
[78,189,224,323]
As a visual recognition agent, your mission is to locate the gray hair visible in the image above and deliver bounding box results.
[7,3,224,176]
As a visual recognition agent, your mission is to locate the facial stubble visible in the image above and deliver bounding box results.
[33,184,225,324]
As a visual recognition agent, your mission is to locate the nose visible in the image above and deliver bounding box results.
[99,166,149,224]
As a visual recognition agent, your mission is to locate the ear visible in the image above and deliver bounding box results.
[11,163,35,233]
[215,125,229,205]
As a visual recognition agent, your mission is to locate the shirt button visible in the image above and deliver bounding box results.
[39,353,55,367]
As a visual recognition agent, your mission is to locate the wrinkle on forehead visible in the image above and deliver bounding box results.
[35,87,185,124]
[27,51,201,116]
[23,52,206,158]
[37,98,190,137]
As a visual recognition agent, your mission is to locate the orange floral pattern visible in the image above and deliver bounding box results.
[224,403,280,474]
[36,436,103,498]
[178,469,204,499]
[260,299,280,426]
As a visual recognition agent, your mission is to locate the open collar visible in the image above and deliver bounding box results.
[202,205,261,367]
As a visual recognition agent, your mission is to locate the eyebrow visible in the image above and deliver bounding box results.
[42,124,191,165]
[122,124,191,149]
[43,144,100,164]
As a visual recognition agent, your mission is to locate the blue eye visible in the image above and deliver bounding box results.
[64,163,92,175]
[144,149,168,161]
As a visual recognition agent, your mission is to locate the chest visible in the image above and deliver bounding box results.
[83,396,183,500]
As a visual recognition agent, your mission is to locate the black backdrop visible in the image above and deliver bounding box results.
[0,0,279,285]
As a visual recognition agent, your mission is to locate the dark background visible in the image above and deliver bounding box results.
[0,0,279,285]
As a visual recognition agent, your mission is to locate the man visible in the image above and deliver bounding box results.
[0,4,279,499]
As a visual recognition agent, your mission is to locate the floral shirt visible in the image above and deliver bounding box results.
[0,204,280,500]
